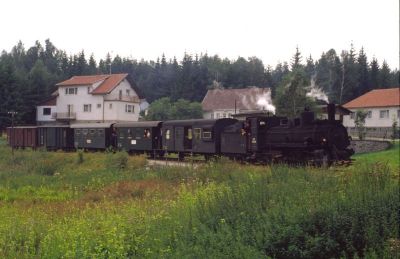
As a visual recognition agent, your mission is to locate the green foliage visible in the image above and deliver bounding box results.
[275,68,315,117]
[106,151,129,170]
[391,120,399,141]
[145,97,203,120]
[355,110,368,140]
[76,149,84,164]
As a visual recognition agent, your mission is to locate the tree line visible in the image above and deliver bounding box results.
[0,39,398,127]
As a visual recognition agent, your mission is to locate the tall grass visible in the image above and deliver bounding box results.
[0,139,398,258]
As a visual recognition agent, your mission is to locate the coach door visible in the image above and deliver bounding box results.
[183,126,193,150]
[174,126,184,152]
[162,126,175,151]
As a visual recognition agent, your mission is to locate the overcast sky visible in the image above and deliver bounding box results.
[1,0,399,69]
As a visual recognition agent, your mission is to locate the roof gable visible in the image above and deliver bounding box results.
[56,75,109,86]
[202,87,271,111]
[91,74,128,94]
[343,88,400,109]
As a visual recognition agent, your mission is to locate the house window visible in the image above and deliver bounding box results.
[83,104,92,112]
[223,113,226,118]
[228,113,232,118]
[97,103,101,108]
[367,111,372,119]
[210,113,214,119]
[397,110,400,119]
[87,87,91,94]
[379,110,389,119]
[125,104,134,113]
[350,113,355,119]
[109,103,113,109]
[216,113,220,119]
[126,89,130,96]
[43,108,51,115]
[65,87,78,95]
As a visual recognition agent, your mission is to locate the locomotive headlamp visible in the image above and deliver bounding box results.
[322,138,327,142]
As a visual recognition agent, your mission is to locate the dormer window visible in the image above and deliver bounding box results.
[126,89,130,96]
[65,87,77,95]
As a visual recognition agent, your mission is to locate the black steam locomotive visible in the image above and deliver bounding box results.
[7,104,353,165]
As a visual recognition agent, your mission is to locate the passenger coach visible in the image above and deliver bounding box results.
[114,121,162,155]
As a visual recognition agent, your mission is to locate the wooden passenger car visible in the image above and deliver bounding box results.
[6,126,38,149]
[114,121,162,153]
[71,123,115,150]
[38,125,75,150]
[161,119,237,156]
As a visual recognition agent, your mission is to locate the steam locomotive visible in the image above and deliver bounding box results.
[7,103,354,166]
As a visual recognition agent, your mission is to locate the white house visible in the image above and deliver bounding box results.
[36,96,57,125]
[52,73,145,123]
[202,87,273,119]
[343,88,400,138]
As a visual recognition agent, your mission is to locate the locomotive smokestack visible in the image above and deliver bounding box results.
[327,103,335,121]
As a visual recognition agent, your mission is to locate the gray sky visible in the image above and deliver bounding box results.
[1,0,399,69]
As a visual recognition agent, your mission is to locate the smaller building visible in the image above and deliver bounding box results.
[343,88,400,138]
[202,87,273,119]
[36,96,57,125]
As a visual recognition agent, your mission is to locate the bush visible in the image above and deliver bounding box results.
[76,149,84,164]
[35,158,59,176]
[106,151,129,170]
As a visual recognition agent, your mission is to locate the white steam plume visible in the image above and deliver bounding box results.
[256,91,276,114]
[306,76,329,103]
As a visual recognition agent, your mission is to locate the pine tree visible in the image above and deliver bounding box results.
[369,58,379,89]
[88,54,97,74]
[379,60,391,88]
[291,46,302,70]
[356,47,369,95]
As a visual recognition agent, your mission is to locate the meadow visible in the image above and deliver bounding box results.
[0,137,398,258]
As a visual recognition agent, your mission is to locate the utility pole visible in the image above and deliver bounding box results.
[7,111,17,156]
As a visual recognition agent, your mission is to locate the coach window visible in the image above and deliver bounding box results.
[166,129,171,140]
[144,129,151,138]
[82,129,88,135]
[187,128,193,140]
[75,129,80,136]
[202,129,212,139]
[194,128,201,140]
[97,129,104,136]
[89,129,95,135]
[280,119,288,126]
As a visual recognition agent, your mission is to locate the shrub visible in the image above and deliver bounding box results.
[35,158,59,176]
[106,151,129,170]
[76,149,84,164]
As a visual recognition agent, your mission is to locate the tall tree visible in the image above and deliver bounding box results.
[379,60,391,88]
[356,47,369,95]
[275,68,312,117]
[369,58,380,89]
[291,46,302,70]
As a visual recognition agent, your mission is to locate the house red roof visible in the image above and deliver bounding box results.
[56,75,109,86]
[91,74,128,94]
[202,87,271,111]
[55,74,137,95]
[37,96,57,106]
[343,88,400,109]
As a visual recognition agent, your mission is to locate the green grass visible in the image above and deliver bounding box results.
[0,137,398,258]
[353,141,399,172]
